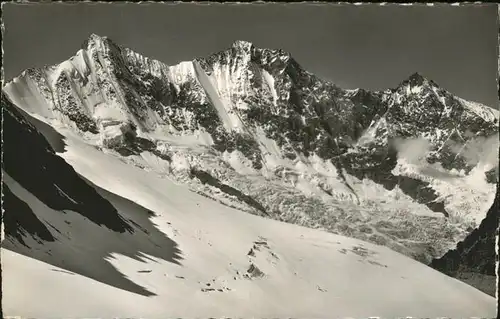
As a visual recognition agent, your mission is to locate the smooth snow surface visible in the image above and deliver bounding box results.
[2,127,496,318]
[3,75,55,120]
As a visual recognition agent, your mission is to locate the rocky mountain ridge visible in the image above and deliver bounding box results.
[3,34,498,266]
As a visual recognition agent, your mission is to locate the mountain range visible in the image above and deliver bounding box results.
[1,34,498,317]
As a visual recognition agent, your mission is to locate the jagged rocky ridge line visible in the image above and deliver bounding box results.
[3,34,498,267]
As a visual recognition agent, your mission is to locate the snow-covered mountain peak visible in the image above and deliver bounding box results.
[397,71,436,92]
[231,39,254,51]
[89,33,107,41]
[407,71,428,84]
[389,71,499,123]
[82,33,111,51]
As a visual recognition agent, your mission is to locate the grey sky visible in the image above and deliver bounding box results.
[3,3,498,108]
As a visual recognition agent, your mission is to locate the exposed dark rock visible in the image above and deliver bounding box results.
[246,263,265,278]
[190,168,269,216]
[340,142,449,217]
[1,183,56,247]
[212,132,263,170]
[2,93,133,233]
[485,167,498,184]
[430,183,499,296]
[13,105,66,153]
[52,72,98,134]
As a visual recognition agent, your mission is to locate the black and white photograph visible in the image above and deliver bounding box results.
[1,2,499,318]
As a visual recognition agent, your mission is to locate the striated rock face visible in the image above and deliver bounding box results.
[3,34,498,267]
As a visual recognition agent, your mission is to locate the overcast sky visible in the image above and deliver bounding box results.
[3,3,499,108]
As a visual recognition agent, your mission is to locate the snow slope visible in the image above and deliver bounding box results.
[193,60,239,131]
[2,124,496,318]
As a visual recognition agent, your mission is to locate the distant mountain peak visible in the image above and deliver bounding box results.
[408,71,425,80]
[87,33,109,44]
[82,33,108,49]
[231,40,254,50]
[229,40,292,61]
[407,72,429,85]
[81,33,125,53]
[89,33,107,41]
[396,71,441,91]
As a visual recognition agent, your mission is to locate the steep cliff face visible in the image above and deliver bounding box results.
[430,184,498,297]
[3,34,498,265]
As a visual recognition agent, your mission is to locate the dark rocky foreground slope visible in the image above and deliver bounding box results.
[1,93,182,296]
[430,183,498,297]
